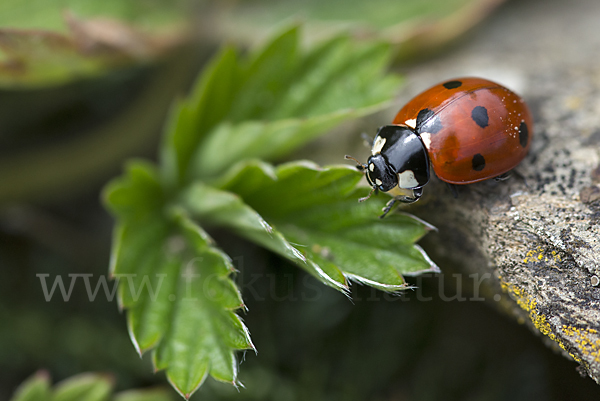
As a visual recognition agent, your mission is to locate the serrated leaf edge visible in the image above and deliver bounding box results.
[165,370,206,401]
[344,272,414,293]
[402,244,441,277]
[126,312,144,357]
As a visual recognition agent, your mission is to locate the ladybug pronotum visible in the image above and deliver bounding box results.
[347,77,534,217]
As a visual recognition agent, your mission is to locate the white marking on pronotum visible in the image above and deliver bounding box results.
[405,118,417,129]
[398,170,419,188]
[372,136,387,155]
[420,132,432,149]
[375,178,383,186]
[369,163,375,172]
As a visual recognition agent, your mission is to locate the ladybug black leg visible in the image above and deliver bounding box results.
[380,199,397,219]
[446,183,459,198]
[380,188,423,218]
[494,172,511,182]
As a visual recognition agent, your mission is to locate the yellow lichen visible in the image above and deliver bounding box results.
[561,325,600,364]
[522,246,561,264]
[503,249,598,369]
[499,281,600,366]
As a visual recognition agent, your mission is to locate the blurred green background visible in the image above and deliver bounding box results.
[2,0,600,400]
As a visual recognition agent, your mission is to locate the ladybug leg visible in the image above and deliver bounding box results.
[446,183,459,199]
[380,199,397,219]
[494,172,511,182]
[380,188,423,218]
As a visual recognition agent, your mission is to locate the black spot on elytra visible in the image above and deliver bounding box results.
[471,106,489,128]
[519,121,529,147]
[443,80,462,90]
[416,108,435,129]
[472,153,486,171]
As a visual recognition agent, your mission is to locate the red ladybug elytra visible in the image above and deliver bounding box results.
[347,77,534,217]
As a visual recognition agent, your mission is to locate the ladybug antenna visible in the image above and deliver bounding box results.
[345,155,366,171]
[358,186,378,202]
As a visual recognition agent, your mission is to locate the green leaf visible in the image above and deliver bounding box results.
[114,388,175,401]
[160,46,239,188]
[181,161,438,293]
[178,178,348,292]
[102,24,430,399]
[226,25,300,122]
[51,373,113,401]
[10,371,51,401]
[103,160,165,223]
[160,26,401,185]
[10,373,175,401]
[190,113,350,178]
[104,165,253,399]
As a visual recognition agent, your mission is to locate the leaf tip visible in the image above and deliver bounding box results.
[126,318,143,358]
[248,339,258,354]
[232,379,245,390]
[166,370,207,401]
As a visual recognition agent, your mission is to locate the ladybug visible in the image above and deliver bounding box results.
[346,77,533,217]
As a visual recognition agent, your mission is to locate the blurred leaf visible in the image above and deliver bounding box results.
[0,3,188,87]
[104,160,165,223]
[161,26,401,185]
[0,30,108,87]
[114,388,175,401]
[9,371,51,401]
[51,373,113,401]
[0,0,190,33]
[182,161,438,293]
[103,163,253,399]
[10,373,175,401]
[208,0,506,61]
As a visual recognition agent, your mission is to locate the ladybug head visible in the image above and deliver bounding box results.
[346,125,430,208]
[365,154,398,192]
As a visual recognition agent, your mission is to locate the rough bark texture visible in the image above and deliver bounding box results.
[399,0,600,385]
